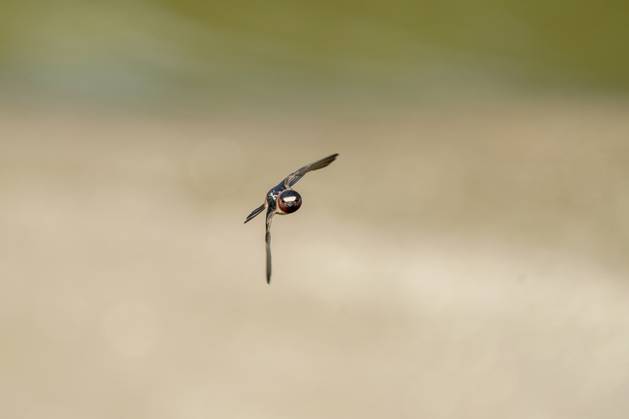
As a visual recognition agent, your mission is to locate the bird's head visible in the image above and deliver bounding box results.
[278,190,302,214]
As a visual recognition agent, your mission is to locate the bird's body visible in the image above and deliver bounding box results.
[266,181,288,214]
[244,153,339,284]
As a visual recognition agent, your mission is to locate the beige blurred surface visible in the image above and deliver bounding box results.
[1,101,629,418]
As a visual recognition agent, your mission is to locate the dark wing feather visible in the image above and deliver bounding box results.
[265,209,275,284]
[283,153,339,188]
[244,203,265,224]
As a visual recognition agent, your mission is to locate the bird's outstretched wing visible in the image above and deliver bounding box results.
[265,208,275,284]
[244,203,265,224]
[282,153,339,188]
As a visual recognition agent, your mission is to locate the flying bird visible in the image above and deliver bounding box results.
[244,153,339,284]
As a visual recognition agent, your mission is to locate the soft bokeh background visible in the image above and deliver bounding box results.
[2,2,629,419]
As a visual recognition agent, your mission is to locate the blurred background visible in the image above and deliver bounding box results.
[2,1,629,418]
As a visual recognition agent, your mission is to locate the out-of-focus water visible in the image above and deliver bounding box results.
[1,102,628,418]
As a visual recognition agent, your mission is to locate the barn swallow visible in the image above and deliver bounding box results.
[244,153,339,284]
